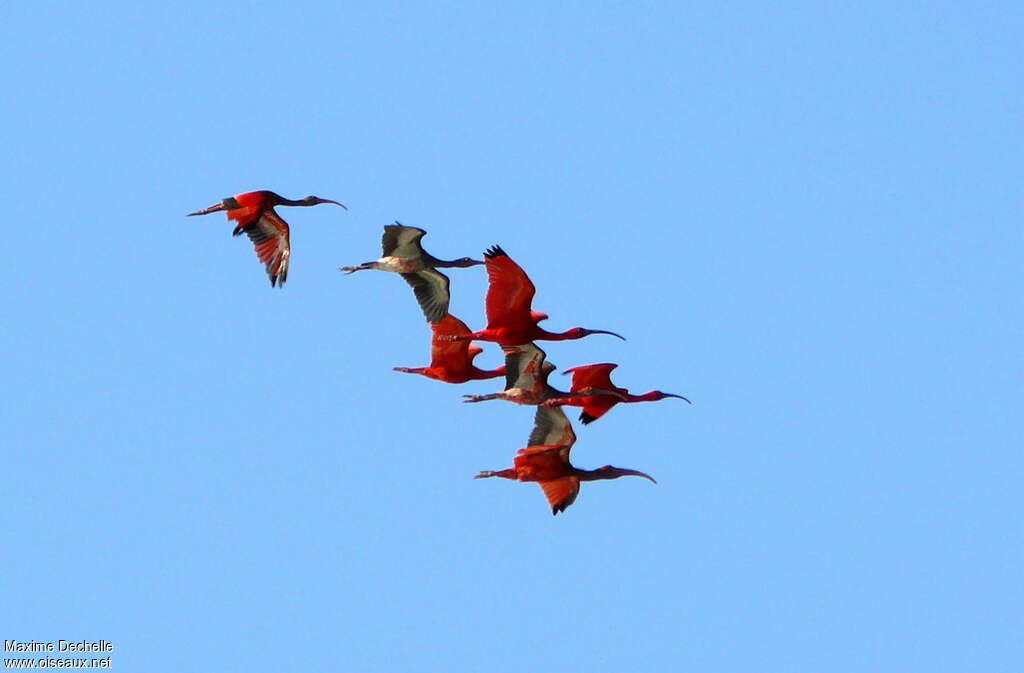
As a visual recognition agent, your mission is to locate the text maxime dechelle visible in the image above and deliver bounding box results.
[4,642,112,654]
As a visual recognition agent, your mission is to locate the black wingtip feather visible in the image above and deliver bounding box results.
[579,412,597,425]
[484,245,507,259]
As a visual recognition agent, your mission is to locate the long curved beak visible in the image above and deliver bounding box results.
[586,329,626,341]
[664,393,692,404]
[619,468,657,484]
[321,198,348,210]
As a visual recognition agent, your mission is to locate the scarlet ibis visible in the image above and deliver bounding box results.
[474,441,656,515]
[545,363,691,424]
[448,246,625,345]
[392,314,505,384]
[188,190,346,287]
[461,343,625,405]
[340,222,483,322]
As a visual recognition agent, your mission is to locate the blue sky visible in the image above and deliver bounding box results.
[3,2,1021,671]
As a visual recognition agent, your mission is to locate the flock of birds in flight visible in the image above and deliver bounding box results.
[189,189,690,515]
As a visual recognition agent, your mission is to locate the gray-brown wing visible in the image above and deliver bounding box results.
[382,223,428,258]
[400,268,450,322]
[528,405,577,448]
[502,343,547,392]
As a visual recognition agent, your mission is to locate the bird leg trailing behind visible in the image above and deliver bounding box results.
[392,366,427,375]
[474,469,517,480]
[462,392,507,404]
[340,256,422,274]
[186,202,226,217]
[338,262,376,274]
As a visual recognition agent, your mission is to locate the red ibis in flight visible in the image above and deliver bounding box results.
[474,406,655,515]
[461,343,625,406]
[188,190,346,287]
[544,363,691,424]
[393,314,505,384]
[448,246,625,345]
[340,222,483,322]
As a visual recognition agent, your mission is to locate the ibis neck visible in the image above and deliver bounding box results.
[575,468,615,482]
[630,390,661,402]
[542,385,573,402]
[576,466,653,483]
[535,327,577,341]
[276,197,310,207]
[431,256,460,268]
[470,366,505,380]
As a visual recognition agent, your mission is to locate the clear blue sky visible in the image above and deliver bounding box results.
[3,2,1020,671]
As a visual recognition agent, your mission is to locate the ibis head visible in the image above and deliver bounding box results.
[569,327,626,341]
[293,195,347,209]
[583,465,657,484]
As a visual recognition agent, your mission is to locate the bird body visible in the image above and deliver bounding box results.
[367,256,424,274]
[475,440,655,515]
[546,363,691,424]
[461,343,625,406]
[188,190,345,286]
[340,223,483,322]
[454,246,625,345]
[393,314,504,384]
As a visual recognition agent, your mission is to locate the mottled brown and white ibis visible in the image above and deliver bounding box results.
[188,190,345,287]
[339,222,483,322]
